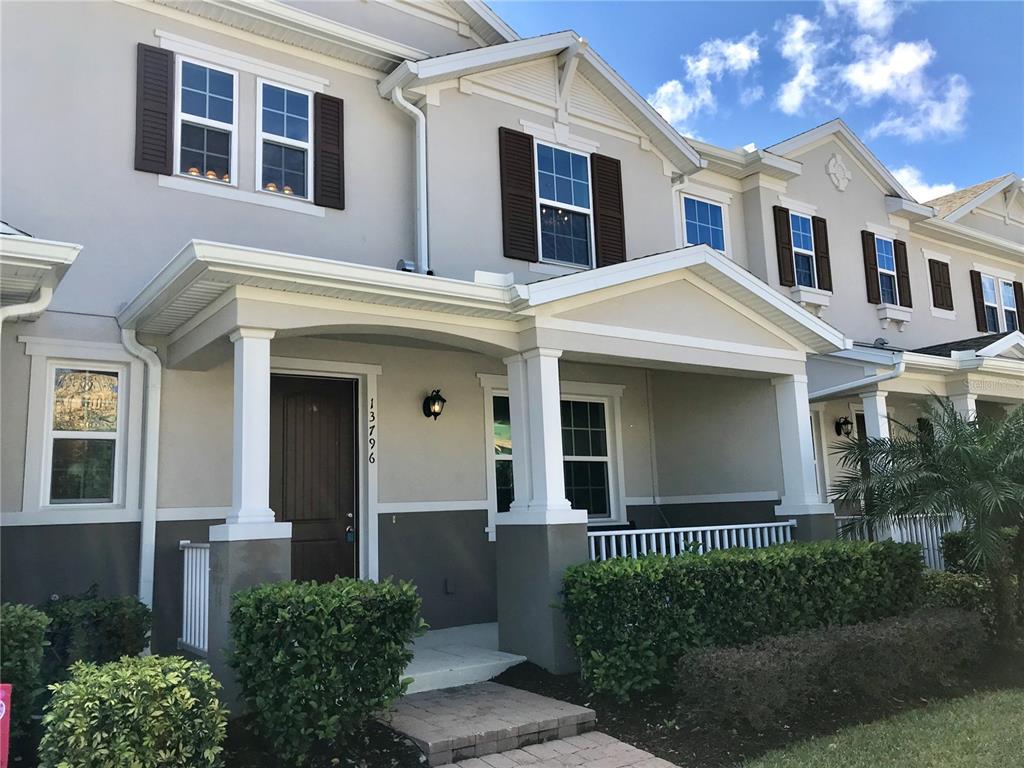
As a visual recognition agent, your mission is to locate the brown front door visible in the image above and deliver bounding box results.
[270,375,358,582]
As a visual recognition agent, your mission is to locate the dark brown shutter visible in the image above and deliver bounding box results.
[1015,282,1024,325]
[969,270,987,331]
[861,230,881,304]
[591,153,626,268]
[894,239,912,308]
[314,93,344,210]
[811,216,832,292]
[928,259,954,311]
[773,206,796,287]
[134,43,174,175]
[498,127,538,262]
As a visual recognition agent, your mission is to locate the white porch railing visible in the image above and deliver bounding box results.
[178,540,210,656]
[587,520,797,562]
[835,515,963,570]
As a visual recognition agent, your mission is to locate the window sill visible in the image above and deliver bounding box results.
[930,306,957,321]
[789,285,831,316]
[877,303,912,331]
[532,260,591,275]
[2,508,141,526]
[158,174,325,217]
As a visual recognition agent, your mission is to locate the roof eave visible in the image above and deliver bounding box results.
[944,173,1021,223]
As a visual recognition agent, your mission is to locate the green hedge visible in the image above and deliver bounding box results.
[43,588,151,680]
[230,577,426,765]
[38,655,227,768]
[941,528,1016,574]
[675,609,984,731]
[0,603,50,733]
[563,540,924,698]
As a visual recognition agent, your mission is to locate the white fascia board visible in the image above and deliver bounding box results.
[977,330,1024,358]
[766,118,914,201]
[915,218,1024,262]
[886,196,935,221]
[0,235,82,266]
[828,346,903,367]
[944,173,1020,223]
[453,0,520,42]
[901,351,959,372]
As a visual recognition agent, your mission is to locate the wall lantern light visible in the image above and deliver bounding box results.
[423,389,447,420]
[835,416,854,437]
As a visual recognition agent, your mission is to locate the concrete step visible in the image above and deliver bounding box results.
[382,682,597,766]
[405,645,527,694]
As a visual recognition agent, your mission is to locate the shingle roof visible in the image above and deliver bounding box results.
[913,331,1014,357]
[924,174,1015,218]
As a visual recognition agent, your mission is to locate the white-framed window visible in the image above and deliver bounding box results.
[683,196,725,251]
[536,142,594,268]
[979,274,1019,332]
[981,274,1000,331]
[875,236,899,305]
[44,365,125,505]
[1000,279,1019,332]
[175,56,238,185]
[790,213,816,288]
[257,79,313,199]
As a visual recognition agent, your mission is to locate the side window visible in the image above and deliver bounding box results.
[536,143,593,267]
[790,213,815,288]
[981,275,1000,331]
[684,197,725,251]
[875,236,899,304]
[1000,280,1019,331]
[492,395,514,513]
[177,58,236,184]
[258,80,312,199]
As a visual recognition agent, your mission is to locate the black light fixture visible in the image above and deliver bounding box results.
[835,416,854,437]
[423,389,447,420]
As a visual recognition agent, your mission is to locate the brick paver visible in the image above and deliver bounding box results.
[435,731,676,768]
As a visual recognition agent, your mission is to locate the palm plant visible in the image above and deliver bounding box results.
[830,397,1024,645]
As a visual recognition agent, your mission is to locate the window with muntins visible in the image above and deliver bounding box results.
[259,80,312,198]
[875,236,899,304]
[981,275,1000,331]
[536,143,593,267]
[47,368,121,504]
[790,213,816,288]
[178,59,236,183]
[1001,280,1019,331]
[492,395,514,514]
[684,197,725,251]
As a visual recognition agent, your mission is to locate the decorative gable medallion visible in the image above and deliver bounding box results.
[826,153,852,191]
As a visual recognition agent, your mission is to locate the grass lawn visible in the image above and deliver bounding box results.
[744,688,1024,768]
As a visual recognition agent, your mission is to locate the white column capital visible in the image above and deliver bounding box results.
[229,327,276,343]
[772,373,808,387]
[520,347,563,362]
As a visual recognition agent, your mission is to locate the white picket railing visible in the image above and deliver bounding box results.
[178,540,210,656]
[587,520,797,562]
[835,515,962,570]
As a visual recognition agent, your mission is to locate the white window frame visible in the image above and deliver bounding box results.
[790,212,817,289]
[559,394,618,522]
[11,337,144,526]
[875,235,899,305]
[255,77,314,202]
[535,140,596,270]
[1000,279,1019,332]
[978,273,1018,332]
[174,54,239,188]
[681,195,727,254]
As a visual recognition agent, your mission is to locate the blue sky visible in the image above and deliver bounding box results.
[489,0,1024,202]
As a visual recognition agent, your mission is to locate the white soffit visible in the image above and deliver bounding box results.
[0,235,82,307]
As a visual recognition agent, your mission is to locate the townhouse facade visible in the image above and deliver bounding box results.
[2,0,1021,683]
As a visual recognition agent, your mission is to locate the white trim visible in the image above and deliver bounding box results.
[973,262,1016,281]
[156,174,326,216]
[534,139,596,270]
[156,506,230,522]
[156,29,329,92]
[1,508,141,527]
[679,192,732,256]
[676,180,734,206]
[518,119,599,154]
[529,261,585,277]
[255,77,314,201]
[174,54,239,188]
[789,211,819,290]
[921,248,957,320]
[777,195,817,215]
[209,521,292,541]
[866,221,898,239]
[376,500,489,514]
[944,174,1020,223]
[977,331,1024,358]
[625,491,780,506]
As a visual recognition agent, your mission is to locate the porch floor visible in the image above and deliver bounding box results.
[405,623,527,694]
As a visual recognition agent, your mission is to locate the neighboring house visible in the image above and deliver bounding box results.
[1,1,1021,684]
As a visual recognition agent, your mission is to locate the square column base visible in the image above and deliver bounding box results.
[496,523,588,674]
[207,535,291,712]
[775,502,836,542]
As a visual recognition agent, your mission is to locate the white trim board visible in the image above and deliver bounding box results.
[625,491,780,506]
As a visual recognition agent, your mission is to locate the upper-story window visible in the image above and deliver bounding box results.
[683,197,725,251]
[536,143,593,267]
[980,274,1019,332]
[1001,280,1019,331]
[875,236,899,304]
[790,213,816,288]
[177,58,237,184]
[258,80,313,198]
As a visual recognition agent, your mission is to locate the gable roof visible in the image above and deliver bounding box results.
[765,118,916,201]
[446,1,518,44]
[378,31,705,174]
[925,173,1020,221]
[913,331,1023,359]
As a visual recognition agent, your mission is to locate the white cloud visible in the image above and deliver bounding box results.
[868,74,971,142]
[824,0,902,34]
[648,79,705,138]
[891,165,956,202]
[844,39,934,102]
[740,85,765,106]
[776,15,820,115]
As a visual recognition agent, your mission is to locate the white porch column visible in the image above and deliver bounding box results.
[772,374,833,531]
[950,393,978,420]
[860,391,890,439]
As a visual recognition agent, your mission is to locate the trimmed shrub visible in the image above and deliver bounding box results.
[230,577,426,765]
[563,540,924,698]
[941,527,1016,574]
[0,603,50,733]
[43,587,151,679]
[675,609,985,730]
[38,655,227,768]
[921,569,1001,632]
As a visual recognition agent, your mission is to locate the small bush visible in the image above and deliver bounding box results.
[921,569,1003,632]
[230,577,426,765]
[563,540,924,698]
[941,528,1016,574]
[43,587,151,679]
[38,655,227,768]
[676,609,985,730]
[0,603,50,733]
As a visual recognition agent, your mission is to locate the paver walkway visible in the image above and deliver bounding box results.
[436,731,676,768]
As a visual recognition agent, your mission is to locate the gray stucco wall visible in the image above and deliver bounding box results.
[626,500,779,529]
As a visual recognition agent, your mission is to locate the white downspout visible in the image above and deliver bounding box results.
[808,361,906,402]
[390,86,429,274]
[0,279,53,324]
[121,329,162,612]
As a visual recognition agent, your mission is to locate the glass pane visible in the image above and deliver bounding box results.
[283,146,306,172]
[181,122,205,151]
[50,439,115,504]
[1006,310,1019,332]
[179,125,231,182]
[284,171,306,197]
[981,275,997,303]
[537,144,553,173]
[493,396,512,456]
[563,460,610,518]
[286,89,308,118]
[685,221,699,245]
[182,61,206,91]
[53,369,118,432]
[285,115,308,142]
[570,152,588,181]
[555,175,573,205]
[985,305,1000,332]
[1002,281,1017,309]
[538,172,556,200]
[208,96,232,124]
[181,89,206,119]
[709,205,723,228]
[262,109,285,137]
[880,273,898,304]
[208,69,233,98]
[554,148,571,177]
[262,141,306,195]
[495,460,514,513]
[540,207,589,265]
[572,181,589,207]
[795,252,815,288]
[206,129,229,156]
[263,84,285,112]
[684,197,697,222]
[711,228,725,251]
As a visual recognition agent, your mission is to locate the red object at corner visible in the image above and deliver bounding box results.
[0,683,10,768]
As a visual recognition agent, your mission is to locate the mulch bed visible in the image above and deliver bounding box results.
[492,650,1024,768]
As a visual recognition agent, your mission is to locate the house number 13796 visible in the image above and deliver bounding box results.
[367,397,376,464]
